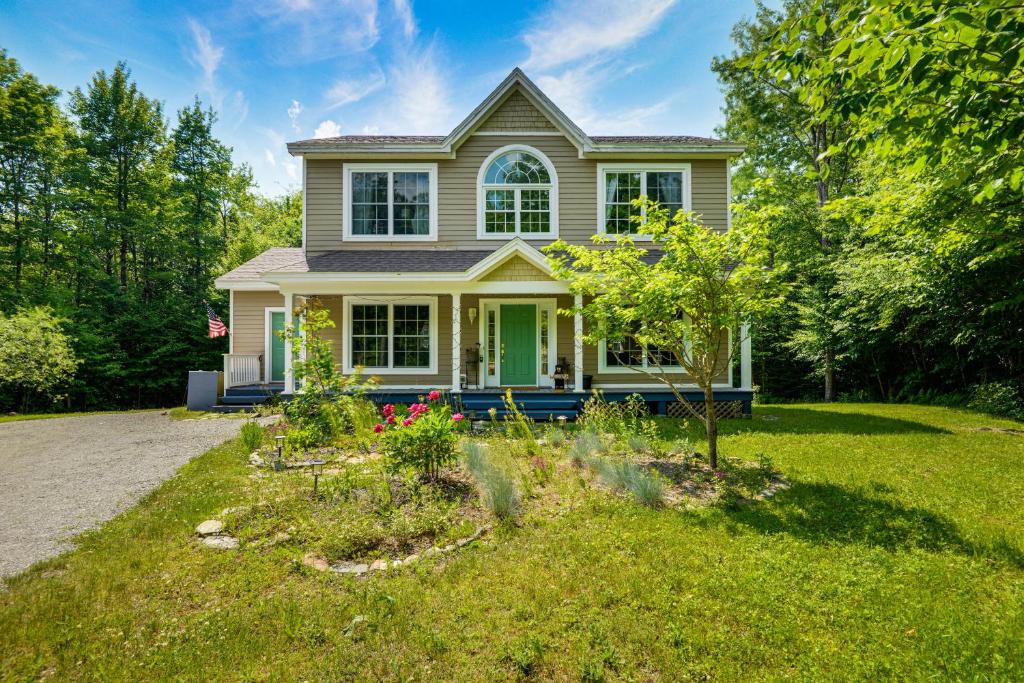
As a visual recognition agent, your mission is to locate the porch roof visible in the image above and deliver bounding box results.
[270,249,495,274]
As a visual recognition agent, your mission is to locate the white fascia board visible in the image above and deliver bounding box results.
[215,279,281,291]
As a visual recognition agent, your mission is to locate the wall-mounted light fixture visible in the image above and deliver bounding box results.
[468,307,478,324]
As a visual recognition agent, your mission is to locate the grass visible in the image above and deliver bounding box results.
[0,408,159,424]
[2,403,1024,680]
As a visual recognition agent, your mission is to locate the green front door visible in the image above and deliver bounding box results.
[500,304,537,386]
[269,311,285,382]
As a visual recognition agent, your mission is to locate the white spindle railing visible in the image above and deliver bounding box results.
[223,354,261,389]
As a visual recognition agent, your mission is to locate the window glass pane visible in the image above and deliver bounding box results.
[485,189,516,233]
[487,309,496,375]
[351,172,389,235]
[649,171,683,217]
[540,309,549,375]
[605,334,644,367]
[520,189,551,233]
[484,151,550,184]
[393,172,430,235]
[647,347,676,367]
[351,304,388,367]
[604,172,641,234]
[392,304,430,368]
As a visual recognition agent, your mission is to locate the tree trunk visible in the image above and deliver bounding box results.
[823,350,836,402]
[703,384,719,470]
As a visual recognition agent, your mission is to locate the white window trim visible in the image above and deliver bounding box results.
[596,162,692,240]
[343,163,438,242]
[342,296,438,375]
[478,298,559,387]
[597,337,688,375]
[476,144,559,240]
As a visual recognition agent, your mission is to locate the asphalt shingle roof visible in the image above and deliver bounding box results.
[220,247,673,282]
[217,247,305,281]
[287,134,737,149]
[271,250,495,274]
[288,135,446,148]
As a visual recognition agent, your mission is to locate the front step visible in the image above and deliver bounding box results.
[210,404,258,413]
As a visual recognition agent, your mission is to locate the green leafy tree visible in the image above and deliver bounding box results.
[546,203,783,467]
[714,0,855,401]
[171,98,231,302]
[0,307,78,410]
[69,61,166,289]
[0,49,65,298]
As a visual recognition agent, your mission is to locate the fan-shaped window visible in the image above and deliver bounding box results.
[477,145,558,238]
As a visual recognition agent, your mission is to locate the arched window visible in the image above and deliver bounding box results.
[477,145,558,238]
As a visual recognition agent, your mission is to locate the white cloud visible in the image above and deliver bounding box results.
[314,120,342,138]
[375,44,452,133]
[285,161,299,180]
[250,0,379,63]
[522,0,676,71]
[287,100,303,132]
[187,18,224,100]
[393,0,416,38]
[324,71,385,110]
[361,124,380,134]
[264,149,277,166]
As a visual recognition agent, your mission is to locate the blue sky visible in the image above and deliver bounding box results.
[1,0,761,196]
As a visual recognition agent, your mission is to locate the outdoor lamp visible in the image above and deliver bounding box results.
[468,307,477,324]
[274,434,286,459]
[309,459,325,498]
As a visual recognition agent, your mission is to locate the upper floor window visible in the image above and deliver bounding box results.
[477,145,558,239]
[343,163,438,241]
[597,163,691,237]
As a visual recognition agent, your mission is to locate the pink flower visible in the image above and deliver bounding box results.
[382,403,395,417]
[386,415,396,425]
[427,390,441,401]
[401,417,414,427]
[373,423,384,433]
[714,471,727,480]
[452,413,464,422]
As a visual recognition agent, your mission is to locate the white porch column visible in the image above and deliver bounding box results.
[574,294,584,392]
[451,293,462,392]
[283,290,294,394]
[740,322,752,390]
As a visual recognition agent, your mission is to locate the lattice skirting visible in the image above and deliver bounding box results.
[666,400,745,420]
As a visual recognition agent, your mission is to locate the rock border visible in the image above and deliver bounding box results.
[320,524,492,577]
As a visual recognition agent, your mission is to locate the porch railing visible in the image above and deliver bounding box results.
[223,353,261,389]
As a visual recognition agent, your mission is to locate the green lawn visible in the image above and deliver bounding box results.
[2,404,1022,680]
[0,409,157,424]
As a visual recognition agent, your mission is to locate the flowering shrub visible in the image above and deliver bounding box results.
[375,391,465,478]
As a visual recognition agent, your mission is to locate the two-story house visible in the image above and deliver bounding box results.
[214,68,753,418]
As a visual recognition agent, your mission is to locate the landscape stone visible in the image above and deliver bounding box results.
[202,535,238,550]
[195,519,224,536]
[331,562,369,575]
[302,553,329,571]
[404,554,419,564]
[369,559,387,571]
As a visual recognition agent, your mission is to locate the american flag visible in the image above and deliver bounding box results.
[205,301,228,338]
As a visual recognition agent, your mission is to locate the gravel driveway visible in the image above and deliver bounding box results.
[0,412,244,579]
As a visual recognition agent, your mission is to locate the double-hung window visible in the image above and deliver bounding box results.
[477,145,559,238]
[597,163,691,237]
[344,297,437,374]
[343,164,438,241]
[599,328,682,374]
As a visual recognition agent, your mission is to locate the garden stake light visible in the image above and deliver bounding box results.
[309,460,325,498]
[273,434,286,471]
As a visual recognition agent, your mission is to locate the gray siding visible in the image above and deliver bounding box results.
[303,137,729,254]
